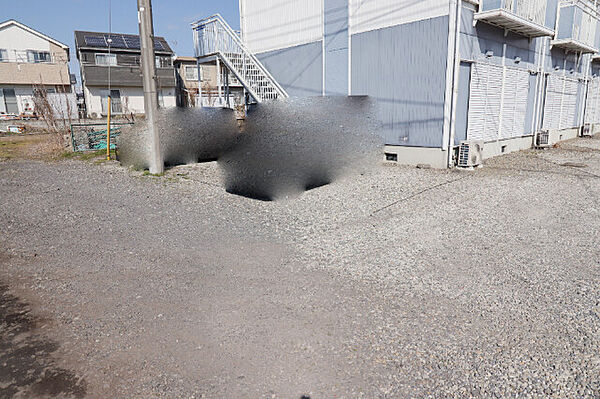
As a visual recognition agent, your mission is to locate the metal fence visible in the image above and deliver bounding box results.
[70,122,133,151]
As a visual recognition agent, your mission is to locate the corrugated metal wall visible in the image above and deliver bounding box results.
[324,0,349,95]
[256,41,323,97]
[351,15,450,147]
[240,0,323,54]
[349,0,449,35]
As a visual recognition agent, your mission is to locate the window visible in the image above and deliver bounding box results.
[26,50,51,63]
[33,87,56,97]
[101,89,122,114]
[184,65,198,81]
[155,56,172,69]
[0,49,7,62]
[1,88,18,114]
[95,53,117,66]
[200,66,209,82]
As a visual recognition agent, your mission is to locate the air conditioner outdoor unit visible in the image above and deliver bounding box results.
[581,123,592,137]
[457,140,483,168]
[536,130,550,148]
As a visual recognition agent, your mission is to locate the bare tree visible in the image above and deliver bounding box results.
[32,69,75,149]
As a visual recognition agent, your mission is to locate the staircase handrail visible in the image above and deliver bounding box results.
[192,14,288,98]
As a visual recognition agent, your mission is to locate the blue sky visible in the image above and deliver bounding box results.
[3,0,241,83]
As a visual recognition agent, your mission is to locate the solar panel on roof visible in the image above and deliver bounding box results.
[84,33,167,51]
[106,34,127,48]
[154,40,164,51]
[84,35,107,47]
[123,36,140,49]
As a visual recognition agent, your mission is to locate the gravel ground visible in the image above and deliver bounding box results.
[1,136,599,398]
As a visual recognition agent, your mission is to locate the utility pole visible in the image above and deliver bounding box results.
[137,0,163,174]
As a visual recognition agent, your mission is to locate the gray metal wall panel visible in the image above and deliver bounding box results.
[256,41,323,97]
[524,72,538,135]
[575,80,585,127]
[548,48,579,73]
[545,0,560,28]
[460,7,537,70]
[557,6,575,39]
[454,62,472,145]
[351,15,450,147]
[324,0,349,95]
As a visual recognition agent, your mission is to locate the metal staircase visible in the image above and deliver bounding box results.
[192,14,288,103]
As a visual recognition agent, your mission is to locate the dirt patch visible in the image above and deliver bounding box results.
[0,133,114,164]
[0,283,87,398]
[0,133,63,161]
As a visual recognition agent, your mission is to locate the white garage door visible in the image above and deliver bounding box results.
[543,75,579,130]
[585,77,600,124]
[467,62,530,142]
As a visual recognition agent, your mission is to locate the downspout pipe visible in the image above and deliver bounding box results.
[533,37,548,145]
[578,53,591,131]
[446,0,462,168]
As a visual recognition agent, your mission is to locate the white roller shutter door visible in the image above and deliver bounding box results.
[561,78,578,129]
[543,75,580,130]
[543,75,562,130]
[467,62,502,142]
[585,78,600,124]
[500,67,530,139]
[468,62,530,142]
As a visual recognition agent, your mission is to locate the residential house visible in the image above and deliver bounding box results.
[74,30,176,118]
[173,55,243,108]
[0,19,72,117]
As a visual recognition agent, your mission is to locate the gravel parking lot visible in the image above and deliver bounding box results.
[1,135,599,398]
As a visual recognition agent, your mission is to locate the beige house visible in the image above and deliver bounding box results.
[0,20,73,116]
[173,56,243,108]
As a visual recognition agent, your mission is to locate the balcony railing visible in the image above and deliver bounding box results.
[476,0,555,37]
[80,55,173,69]
[552,1,599,53]
[0,50,68,64]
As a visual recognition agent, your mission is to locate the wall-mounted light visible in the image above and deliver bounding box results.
[485,50,494,58]
[514,56,521,64]
[554,65,560,70]
[569,68,575,74]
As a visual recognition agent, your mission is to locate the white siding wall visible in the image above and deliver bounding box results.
[0,24,50,62]
[85,86,176,117]
[349,0,449,35]
[240,0,323,53]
